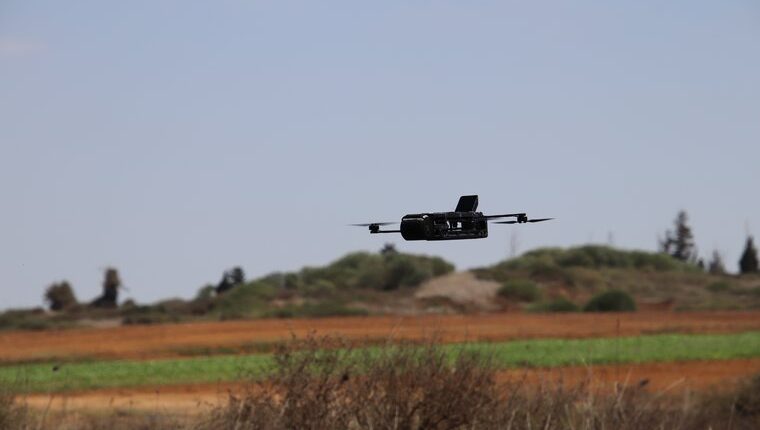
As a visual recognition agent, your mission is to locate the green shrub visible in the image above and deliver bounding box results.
[529,297,580,313]
[297,251,454,292]
[300,279,337,298]
[583,290,636,312]
[707,281,733,293]
[263,302,369,319]
[44,281,78,311]
[498,280,541,302]
[0,310,53,331]
[495,246,694,273]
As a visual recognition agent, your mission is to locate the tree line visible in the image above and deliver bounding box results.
[658,210,758,275]
[43,266,247,312]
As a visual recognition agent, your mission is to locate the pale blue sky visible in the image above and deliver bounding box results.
[1,1,759,309]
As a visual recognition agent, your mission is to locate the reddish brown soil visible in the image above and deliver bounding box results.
[2,311,760,363]
[21,359,760,413]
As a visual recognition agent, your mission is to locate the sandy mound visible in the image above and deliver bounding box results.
[415,271,502,311]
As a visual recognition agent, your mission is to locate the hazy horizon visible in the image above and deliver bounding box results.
[2,1,759,310]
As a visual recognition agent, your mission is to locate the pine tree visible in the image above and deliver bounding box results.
[708,250,726,275]
[659,211,697,263]
[91,268,121,308]
[739,236,759,274]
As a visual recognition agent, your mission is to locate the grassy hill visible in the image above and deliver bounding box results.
[2,245,759,331]
[473,245,760,312]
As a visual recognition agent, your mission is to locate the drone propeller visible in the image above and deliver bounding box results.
[349,222,396,227]
[494,218,554,224]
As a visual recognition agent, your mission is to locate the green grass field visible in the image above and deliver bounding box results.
[3,331,759,393]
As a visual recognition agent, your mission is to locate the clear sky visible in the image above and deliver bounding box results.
[1,1,759,310]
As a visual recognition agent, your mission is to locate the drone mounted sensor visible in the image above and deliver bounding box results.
[351,195,553,241]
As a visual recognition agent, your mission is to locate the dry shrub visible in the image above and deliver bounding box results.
[200,336,760,430]
[496,376,684,430]
[199,335,498,430]
[688,373,760,430]
[0,386,28,430]
[46,410,183,430]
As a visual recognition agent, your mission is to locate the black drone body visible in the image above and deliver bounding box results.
[353,195,552,241]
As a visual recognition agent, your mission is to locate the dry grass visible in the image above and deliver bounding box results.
[6,336,760,429]
[0,384,28,430]
[197,335,760,430]
[198,335,499,429]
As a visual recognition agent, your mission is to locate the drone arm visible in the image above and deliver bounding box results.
[483,213,526,220]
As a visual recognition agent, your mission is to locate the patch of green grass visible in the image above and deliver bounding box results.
[3,332,760,393]
[467,331,760,367]
[1,355,274,393]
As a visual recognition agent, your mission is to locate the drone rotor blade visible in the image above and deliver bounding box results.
[492,218,554,225]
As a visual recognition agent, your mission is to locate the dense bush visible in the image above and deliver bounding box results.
[583,290,637,312]
[498,280,542,302]
[297,251,454,292]
[43,281,78,311]
[529,297,580,313]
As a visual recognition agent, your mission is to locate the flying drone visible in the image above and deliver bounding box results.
[352,195,553,241]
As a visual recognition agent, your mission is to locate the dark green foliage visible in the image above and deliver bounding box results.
[659,210,698,263]
[298,251,454,292]
[216,266,246,294]
[0,310,52,331]
[498,280,541,302]
[43,281,77,311]
[194,285,216,301]
[740,236,759,274]
[263,303,369,319]
[91,267,121,308]
[0,308,84,331]
[529,297,580,313]
[486,246,694,275]
[213,280,278,319]
[707,281,734,293]
[583,290,637,312]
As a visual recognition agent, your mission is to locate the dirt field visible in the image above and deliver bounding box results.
[3,311,760,363]
[21,359,760,413]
